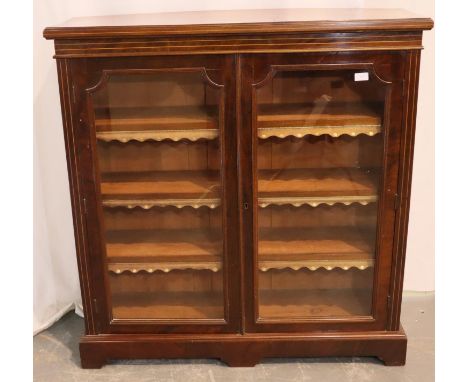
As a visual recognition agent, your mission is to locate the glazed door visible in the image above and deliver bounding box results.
[240,53,405,332]
[72,55,240,334]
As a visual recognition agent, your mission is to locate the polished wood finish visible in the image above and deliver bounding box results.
[49,31,425,58]
[44,9,432,58]
[46,8,432,368]
[44,8,432,38]
[79,329,408,368]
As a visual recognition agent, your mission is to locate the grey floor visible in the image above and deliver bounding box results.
[34,292,434,382]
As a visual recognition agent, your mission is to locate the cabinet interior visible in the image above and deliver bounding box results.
[255,69,384,318]
[90,67,385,320]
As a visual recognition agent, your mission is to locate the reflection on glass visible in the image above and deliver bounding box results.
[91,71,224,320]
[255,70,385,318]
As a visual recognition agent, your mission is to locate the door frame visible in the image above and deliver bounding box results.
[69,54,241,334]
[238,52,407,333]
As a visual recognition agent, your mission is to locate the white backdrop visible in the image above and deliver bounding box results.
[33,0,435,334]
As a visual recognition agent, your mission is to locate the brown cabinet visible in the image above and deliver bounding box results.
[44,9,433,368]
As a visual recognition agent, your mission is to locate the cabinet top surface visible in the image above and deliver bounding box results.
[44,8,433,40]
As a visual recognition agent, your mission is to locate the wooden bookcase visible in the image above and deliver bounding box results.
[44,8,433,368]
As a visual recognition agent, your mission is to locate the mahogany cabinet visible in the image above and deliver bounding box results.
[44,9,433,368]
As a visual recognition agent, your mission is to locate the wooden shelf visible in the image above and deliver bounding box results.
[94,106,218,142]
[111,291,224,319]
[258,289,372,318]
[101,168,378,209]
[106,227,374,273]
[106,229,222,273]
[258,227,374,271]
[111,289,371,319]
[101,170,221,209]
[95,103,381,142]
[258,168,379,207]
[257,103,382,139]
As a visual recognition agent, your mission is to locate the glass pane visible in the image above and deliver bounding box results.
[255,69,384,319]
[91,71,224,320]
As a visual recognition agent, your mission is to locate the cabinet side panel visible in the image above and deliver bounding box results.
[388,51,421,330]
[56,59,97,334]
